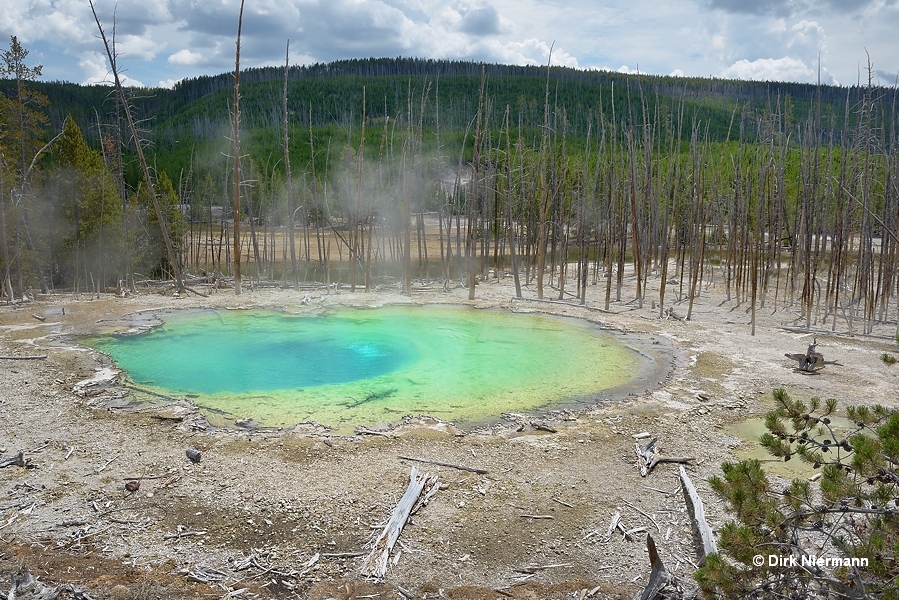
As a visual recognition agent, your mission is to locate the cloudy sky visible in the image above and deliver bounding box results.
[1,0,897,89]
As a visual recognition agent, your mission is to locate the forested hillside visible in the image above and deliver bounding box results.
[2,52,898,339]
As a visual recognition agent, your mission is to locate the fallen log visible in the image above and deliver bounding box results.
[360,466,439,579]
[635,438,696,476]
[0,450,25,468]
[398,455,487,475]
[6,567,60,600]
[785,337,825,373]
[678,465,718,564]
[0,355,47,360]
[636,438,660,476]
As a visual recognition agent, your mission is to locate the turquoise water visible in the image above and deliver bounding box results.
[86,306,645,430]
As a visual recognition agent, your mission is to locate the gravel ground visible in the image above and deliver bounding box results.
[1,272,897,599]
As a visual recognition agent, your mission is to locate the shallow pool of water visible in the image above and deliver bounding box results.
[86,305,660,430]
[725,415,857,479]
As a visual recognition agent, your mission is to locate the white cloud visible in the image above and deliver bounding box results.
[169,49,206,67]
[721,57,817,83]
[0,0,896,87]
[78,51,145,88]
[473,39,578,68]
[79,55,113,86]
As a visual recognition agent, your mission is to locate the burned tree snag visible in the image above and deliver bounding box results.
[785,337,825,372]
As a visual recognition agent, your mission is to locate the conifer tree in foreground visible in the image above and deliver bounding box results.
[696,389,899,598]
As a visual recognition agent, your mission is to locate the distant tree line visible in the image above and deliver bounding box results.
[2,44,898,339]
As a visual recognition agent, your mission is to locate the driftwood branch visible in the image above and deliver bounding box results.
[0,451,25,468]
[355,427,394,438]
[623,499,662,533]
[785,337,825,372]
[0,355,47,360]
[636,438,695,476]
[360,466,439,579]
[6,567,59,600]
[398,455,487,475]
[678,465,718,563]
[164,528,208,540]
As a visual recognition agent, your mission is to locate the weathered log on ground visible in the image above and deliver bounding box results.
[0,450,25,468]
[398,455,487,475]
[678,466,718,563]
[785,338,825,372]
[636,438,696,476]
[6,567,60,600]
[360,466,439,579]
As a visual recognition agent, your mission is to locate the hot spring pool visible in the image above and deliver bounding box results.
[85,305,665,430]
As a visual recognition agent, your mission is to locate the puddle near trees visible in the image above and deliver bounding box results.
[726,416,857,479]
[84,305,670,431]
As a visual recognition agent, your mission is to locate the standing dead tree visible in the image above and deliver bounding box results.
[88,2,184,294]
[231,0,246,295]
[282,40,298,290]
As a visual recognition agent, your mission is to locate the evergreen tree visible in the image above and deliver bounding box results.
[130,170,185,280]
[0,35,50,296]
[696,389,899,598]
[44,116,124,291]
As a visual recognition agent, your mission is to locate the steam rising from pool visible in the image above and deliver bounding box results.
[87,306,649,430]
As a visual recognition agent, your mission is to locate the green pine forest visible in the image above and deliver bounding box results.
[2,48,898,334]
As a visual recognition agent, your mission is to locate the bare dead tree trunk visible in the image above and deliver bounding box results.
[467,68,486,300]
[231,0,246,295]
[535,47,553,300]
[89,1,184,293]
[283,41,298,290]
[0,155,14,301]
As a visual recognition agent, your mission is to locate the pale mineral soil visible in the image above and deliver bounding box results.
[1,271,897,600]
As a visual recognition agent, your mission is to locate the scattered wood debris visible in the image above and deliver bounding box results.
[164,525,208,540]
[183,564,229,584]
[622,499,662,533]
[360,466,439,579]
[5,567,59,600]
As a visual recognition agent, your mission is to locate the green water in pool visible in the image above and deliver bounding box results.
[85,305,646,430]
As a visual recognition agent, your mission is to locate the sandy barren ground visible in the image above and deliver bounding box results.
[1,270,897,600]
